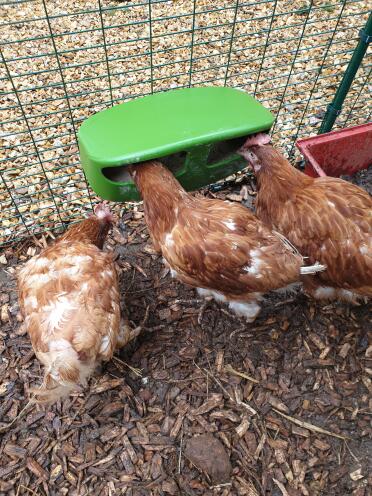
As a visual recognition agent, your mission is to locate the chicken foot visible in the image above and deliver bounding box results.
[117,304,150,348]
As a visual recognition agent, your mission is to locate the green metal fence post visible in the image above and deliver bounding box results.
[319,11,372,134]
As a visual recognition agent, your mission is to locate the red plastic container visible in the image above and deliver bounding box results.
[296,122,372,178]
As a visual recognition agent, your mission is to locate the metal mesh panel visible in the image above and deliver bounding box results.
[1,0,371,246]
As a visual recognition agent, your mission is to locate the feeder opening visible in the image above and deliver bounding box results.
[160,151,187,174]
[102,166,132,184]
[102,151,187,184]
[207,135,248,164]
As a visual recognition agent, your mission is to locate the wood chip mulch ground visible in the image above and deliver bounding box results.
[0,180,371,496]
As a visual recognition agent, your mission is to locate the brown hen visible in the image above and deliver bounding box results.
[238,134,372,302]
[130,160,324,321]
[17,203,139,403]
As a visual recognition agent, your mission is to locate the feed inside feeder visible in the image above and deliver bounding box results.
[78,86,274,201]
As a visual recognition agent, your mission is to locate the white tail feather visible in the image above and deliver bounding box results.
[300,262,326,275]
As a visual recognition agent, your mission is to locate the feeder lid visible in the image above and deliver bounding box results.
[78,86,273,167]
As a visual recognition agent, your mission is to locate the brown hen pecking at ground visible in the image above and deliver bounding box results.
[130,160,324,322]
[17,202,140,403]
[238,133,372,303]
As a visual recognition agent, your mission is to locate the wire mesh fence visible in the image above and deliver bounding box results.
[1,0,371,246]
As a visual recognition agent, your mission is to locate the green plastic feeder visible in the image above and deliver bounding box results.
[78,86,274,201]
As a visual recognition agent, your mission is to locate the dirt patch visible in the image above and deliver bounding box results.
[342,166,372,196]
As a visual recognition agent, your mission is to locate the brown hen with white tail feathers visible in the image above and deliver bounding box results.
[130,161,324,322]
[17,203,139,403]
[238,134,372,303]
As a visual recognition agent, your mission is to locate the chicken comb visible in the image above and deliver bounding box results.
[239,133,271,149]
[93,201,116,223]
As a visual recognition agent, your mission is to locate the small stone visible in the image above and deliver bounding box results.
[184,433,232,483]
[309,116,320,125]
[1,304,9,322]
[133,211,144,219]
[349,468,364,481]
